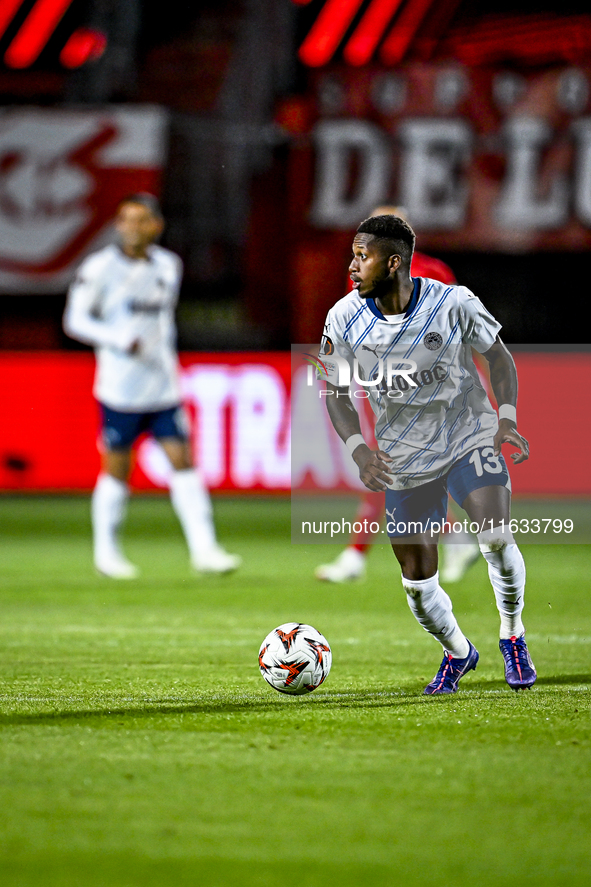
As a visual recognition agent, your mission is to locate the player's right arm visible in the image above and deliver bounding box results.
[63,255,138,353]
[324,381,393,492]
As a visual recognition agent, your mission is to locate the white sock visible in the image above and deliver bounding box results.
[92,473,129,561]
[169,468,217,560]
[402,572,470,659]
[478,528,526,639]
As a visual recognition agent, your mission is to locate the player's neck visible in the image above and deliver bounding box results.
[120,244,151,261]
[375,278,413,316]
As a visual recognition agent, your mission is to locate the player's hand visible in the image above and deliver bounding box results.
[128,338,141,355]
[493,418,529,464]
[352,444,394,491]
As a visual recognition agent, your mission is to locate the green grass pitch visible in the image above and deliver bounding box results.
[0,494,590,887]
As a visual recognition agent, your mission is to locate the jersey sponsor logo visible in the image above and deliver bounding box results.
[424,332,443,350]
[128,299,164,315]
[380,363,447,398]
[311,352,448,398]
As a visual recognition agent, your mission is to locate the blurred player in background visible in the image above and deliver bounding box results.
[318,213,535,693]
[316,206,479,584]
[63,193,241,579]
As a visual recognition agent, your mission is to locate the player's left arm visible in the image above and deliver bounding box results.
[480,336,529,464]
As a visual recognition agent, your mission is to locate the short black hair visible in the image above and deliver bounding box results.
[118,192,163,219]
[356,214,416,264]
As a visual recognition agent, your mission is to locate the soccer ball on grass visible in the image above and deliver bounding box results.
[258,622,332,695]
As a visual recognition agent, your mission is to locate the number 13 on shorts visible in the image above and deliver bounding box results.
[469,446,503,476]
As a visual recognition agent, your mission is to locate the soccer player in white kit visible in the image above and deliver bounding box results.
[318,214,536,693]
[63,193,241,579]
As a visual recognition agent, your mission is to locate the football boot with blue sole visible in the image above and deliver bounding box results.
[424,640,479,695]
[499,634,537,690]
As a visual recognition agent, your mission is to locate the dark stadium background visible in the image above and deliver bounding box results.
[0,0,590,353]
[1,11,590,885]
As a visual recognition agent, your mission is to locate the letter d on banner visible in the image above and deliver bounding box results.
[310,120,390,229]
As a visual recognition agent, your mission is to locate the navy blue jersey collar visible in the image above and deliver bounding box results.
[366,277,419,320]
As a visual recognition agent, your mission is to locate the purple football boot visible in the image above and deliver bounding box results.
[424,640,479,695]
[499,634,537,690]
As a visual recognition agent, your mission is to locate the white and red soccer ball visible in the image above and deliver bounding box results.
[258,622,332,695]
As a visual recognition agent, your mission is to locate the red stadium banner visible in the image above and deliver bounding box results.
[0,352,292,493]
[0,106,167,293]
[0,350,589,496]
[268,64,591,341]
[278,65,591,250]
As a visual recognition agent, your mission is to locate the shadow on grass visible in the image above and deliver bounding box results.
[535,673,591,686]
[469,672,591,692]
[1,674,587,728]
[0,688,432,726]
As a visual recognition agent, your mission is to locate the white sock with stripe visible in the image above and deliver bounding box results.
[402,573,470,659]
[478,528,526,639]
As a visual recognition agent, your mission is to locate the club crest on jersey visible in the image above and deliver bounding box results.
[424,332,443,351]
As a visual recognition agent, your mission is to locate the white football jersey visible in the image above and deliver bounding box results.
[64,243,183,411]
[319,278,502,489]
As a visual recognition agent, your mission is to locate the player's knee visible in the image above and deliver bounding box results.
[398,560,437,583]
[403,581,422,600]
[477,526,514,555]
[160,438,192,471]
[478,538,506,555]
[401,573,440,608]
[103,450,132,482]
[393,545,438,581]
